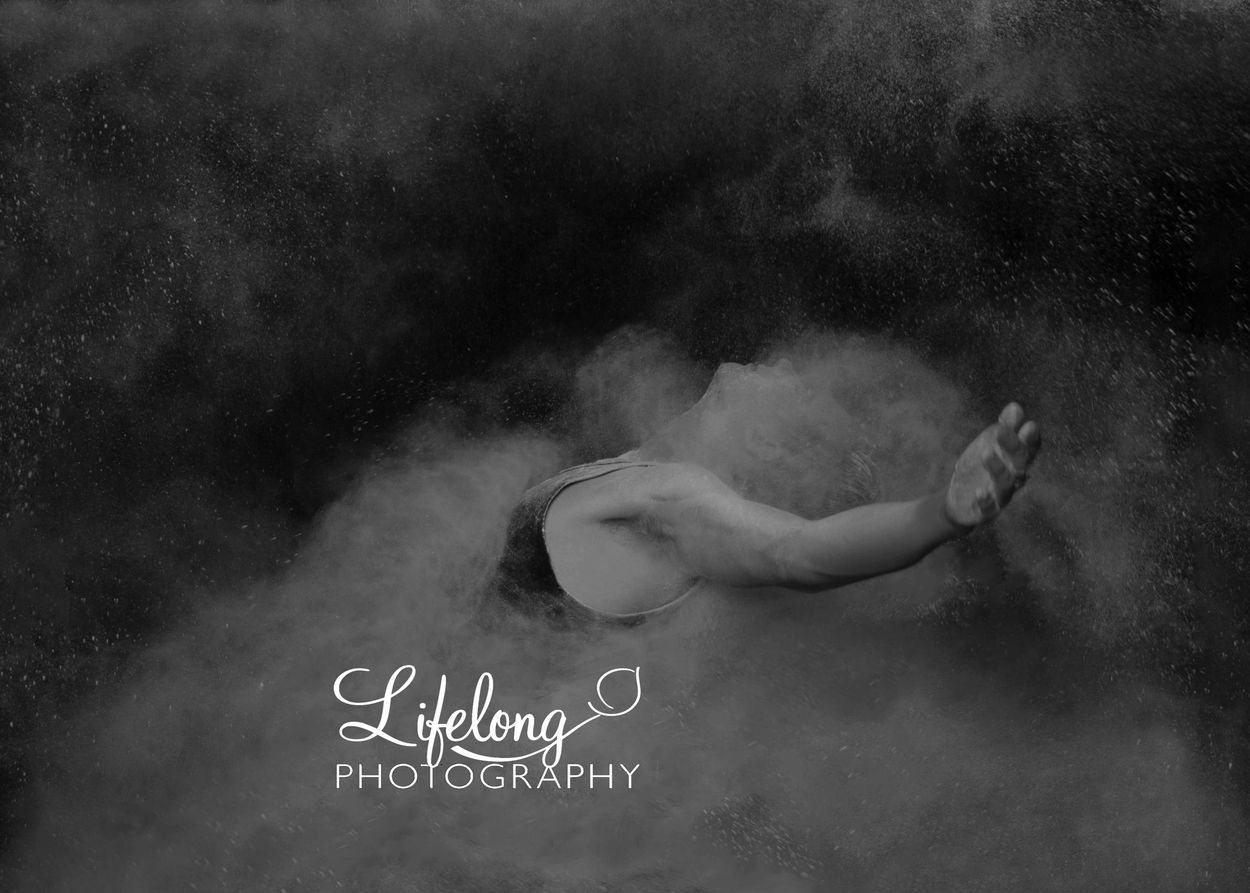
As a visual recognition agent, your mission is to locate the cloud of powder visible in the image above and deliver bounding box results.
[3,0,1249,888]
[5,329,1246,892]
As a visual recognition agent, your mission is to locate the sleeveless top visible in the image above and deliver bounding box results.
[495,454,700,630]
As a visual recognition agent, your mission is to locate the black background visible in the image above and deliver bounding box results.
[2,0,1249,886]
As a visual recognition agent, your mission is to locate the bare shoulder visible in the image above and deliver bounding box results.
[549,461,730,526]
[627,461,729,500]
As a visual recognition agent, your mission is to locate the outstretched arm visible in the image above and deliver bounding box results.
[652,483,964,591]
[632,403,1041,592]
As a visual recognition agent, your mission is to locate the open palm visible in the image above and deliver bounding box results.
[945,403,1042,528]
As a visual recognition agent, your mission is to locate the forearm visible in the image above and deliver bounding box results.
[775,491,968,591]
[644,464,972,592]
[637,402,1041,594]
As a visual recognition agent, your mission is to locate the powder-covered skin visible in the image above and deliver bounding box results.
[2,1,1249,890]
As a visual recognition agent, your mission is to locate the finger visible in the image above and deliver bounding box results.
[995,422,1023,457]
[998,402,1024,431]
[1018,420,1041,459]
[985,447,1015,482]
[984,450,1016,491]
[993,428,1033,476]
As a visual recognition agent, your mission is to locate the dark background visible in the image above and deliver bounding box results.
[2,0,1249,882]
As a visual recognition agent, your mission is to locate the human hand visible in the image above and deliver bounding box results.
[944,403,1041,528]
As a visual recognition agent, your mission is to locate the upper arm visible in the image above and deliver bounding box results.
[566,462,734,524]
[581,462,815,589]
[566,461,954,593]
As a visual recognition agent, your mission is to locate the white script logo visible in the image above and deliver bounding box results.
[333,666,642,769]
